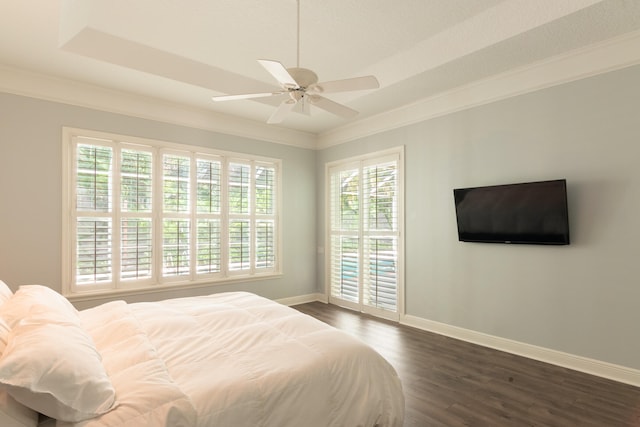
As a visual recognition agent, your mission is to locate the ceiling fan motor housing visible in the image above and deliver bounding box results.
[286,67,318,89]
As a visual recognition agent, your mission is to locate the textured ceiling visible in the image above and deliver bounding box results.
[1,0,640,135]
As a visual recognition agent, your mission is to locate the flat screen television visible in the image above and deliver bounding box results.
[453,179,570,245]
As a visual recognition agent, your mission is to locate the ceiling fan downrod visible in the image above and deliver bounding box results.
[210,0,379,123]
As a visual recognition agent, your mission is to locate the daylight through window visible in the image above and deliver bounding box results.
[327,148,403,321]
[63,129,281,295]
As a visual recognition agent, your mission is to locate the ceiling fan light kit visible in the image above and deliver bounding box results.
[211,0,379,124]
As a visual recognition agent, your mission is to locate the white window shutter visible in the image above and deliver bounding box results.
[64,129,282,295]
[328,151,402,315]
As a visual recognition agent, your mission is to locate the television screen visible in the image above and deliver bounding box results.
[453,179,570,245]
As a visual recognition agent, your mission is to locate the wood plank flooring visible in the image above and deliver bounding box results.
[293,302,640,427]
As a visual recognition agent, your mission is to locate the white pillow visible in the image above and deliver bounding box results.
[0,391,38,427]
[0,320,117,422]
[0,318,8,351]
[0,281,12,305]
[0,285,78,328]
[0,318,38,427]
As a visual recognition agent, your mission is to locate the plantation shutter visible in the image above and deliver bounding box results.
[255,164,276,270]
[120,148,153,281]
[64,129,281,295]
[329,166,360,303]
[228,161,278,274]
[328,150,402,318]
[196,157,222,275]
[75,141,114,286]
[228,162,251,272]
[362,160,398,311]
[162,153,191,278]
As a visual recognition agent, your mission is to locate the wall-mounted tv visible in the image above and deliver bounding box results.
[453,179,570,245]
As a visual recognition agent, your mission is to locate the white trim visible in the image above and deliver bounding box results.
[3,30,640,150]
[0,65,316,150]
[277,294,640,387]
[61,128,73,292]
[317,28,640,148]
[275,294,640,387]
[276,293,326,306]
[62,127,283,297]
[66,273,284,304]
[325,147,404,321]
[401,314,640,388]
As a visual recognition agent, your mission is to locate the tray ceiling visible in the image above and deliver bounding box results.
[1,0,640,136]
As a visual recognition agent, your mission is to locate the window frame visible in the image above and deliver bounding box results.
[62,127,282,298]
[325,147,404,321]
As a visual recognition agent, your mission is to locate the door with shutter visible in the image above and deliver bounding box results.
[327,150,403,321]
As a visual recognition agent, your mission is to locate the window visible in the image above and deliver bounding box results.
[327,148,403,320]
[62,129,281,296]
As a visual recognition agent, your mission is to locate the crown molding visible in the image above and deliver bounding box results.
[317,29,640,149]
[2,29,640,151]
[0,65,316,150]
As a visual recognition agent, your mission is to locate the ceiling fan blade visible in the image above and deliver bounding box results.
[258,59,298,88]
[267,99,297,124]
[212,91,284,102]
[309,95,359,119]
[312,75,379,94]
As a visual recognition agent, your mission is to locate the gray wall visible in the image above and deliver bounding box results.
[2,63,639,371]
[0,93,317,307]
[316,64,640,370]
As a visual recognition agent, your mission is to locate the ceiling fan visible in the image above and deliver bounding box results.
[211,0,379,124]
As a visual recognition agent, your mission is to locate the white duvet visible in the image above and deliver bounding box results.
[59,292,404,427]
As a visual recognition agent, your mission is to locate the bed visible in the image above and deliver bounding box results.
[0,281,404,426]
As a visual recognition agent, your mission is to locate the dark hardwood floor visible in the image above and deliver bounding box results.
[293,302,640,427]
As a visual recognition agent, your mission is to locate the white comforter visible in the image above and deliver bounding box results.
[61,292,404,426]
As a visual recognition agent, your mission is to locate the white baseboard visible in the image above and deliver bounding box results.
[277,293,327,306]
[402,314,640,388]
[280,295,640,387]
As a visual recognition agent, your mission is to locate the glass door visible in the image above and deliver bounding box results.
[328,150,402,321]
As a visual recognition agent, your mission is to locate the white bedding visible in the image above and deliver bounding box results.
[64,292,404,427]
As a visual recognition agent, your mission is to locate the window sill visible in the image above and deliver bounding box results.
[64,273,283,304]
